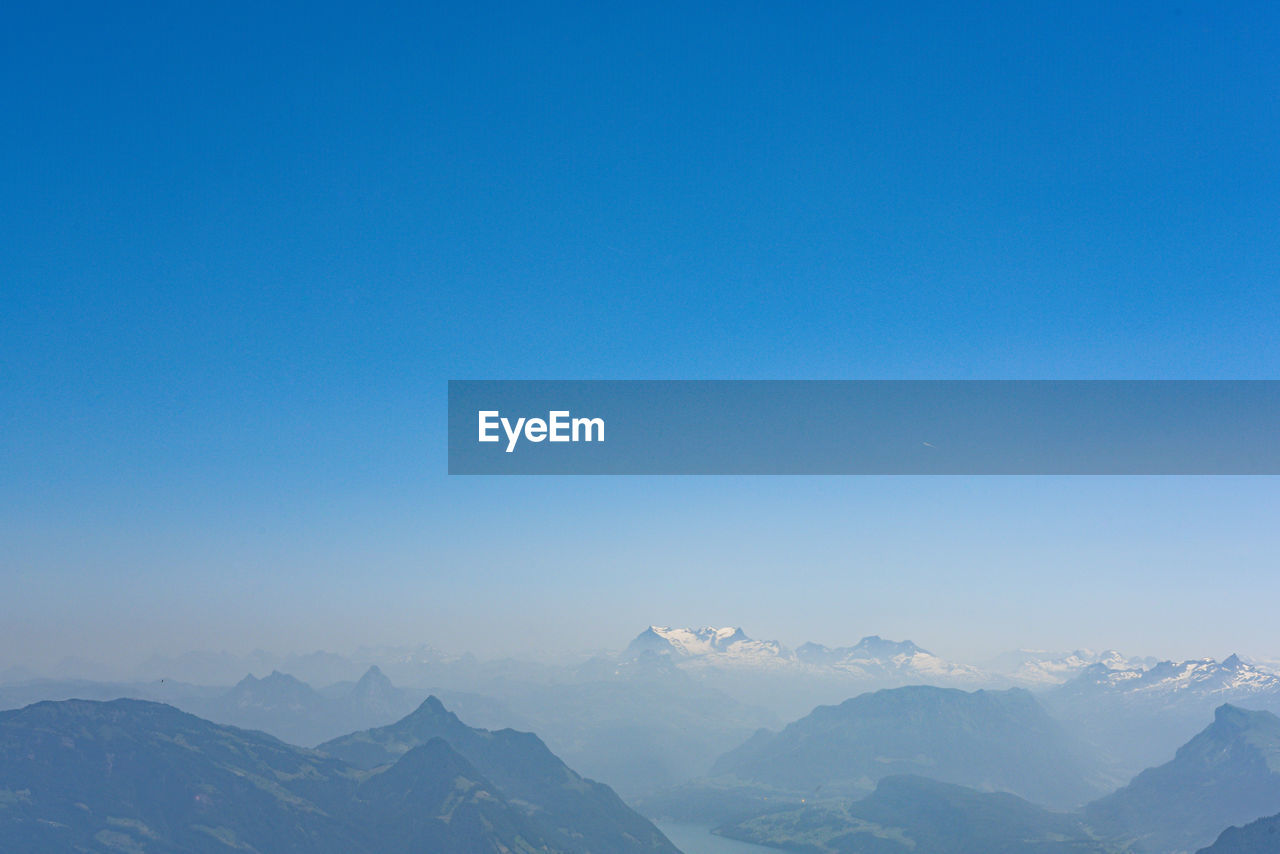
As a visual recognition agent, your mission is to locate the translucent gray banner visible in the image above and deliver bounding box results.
[447,381,1278,474]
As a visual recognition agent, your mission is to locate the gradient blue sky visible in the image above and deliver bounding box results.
[2,1,1278,671]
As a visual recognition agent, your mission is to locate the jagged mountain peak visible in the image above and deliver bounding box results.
[318,696,680,853]
[265,669,301,682]
[409,694,455,719]
[636,625,754,651]
[352,664,394,694]
[385,695,479,740]
[234,669,307,687]
[228,669,316,698]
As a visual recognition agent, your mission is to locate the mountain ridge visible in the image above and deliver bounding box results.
[1084,703,1280,853]
[320,694,680,853]
[707,684,1106,810]
[0,696,677,854]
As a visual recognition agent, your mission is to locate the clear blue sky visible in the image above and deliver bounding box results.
[2,1,1277,671]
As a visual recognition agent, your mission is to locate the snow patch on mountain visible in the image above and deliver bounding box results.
[624,626,985,684]
[628,627,790,667]
[989,648,1155,687]
[1062,654,1280,702]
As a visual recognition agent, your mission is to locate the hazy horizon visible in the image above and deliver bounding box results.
[6,562,1279,681]
[5,475,1279,673]
[4,2,1278,681]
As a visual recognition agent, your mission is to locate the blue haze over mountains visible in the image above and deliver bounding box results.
[4,0,1277,850]
[9,625,1280,852]
[6,624,1280,796]
[0,697,679,854]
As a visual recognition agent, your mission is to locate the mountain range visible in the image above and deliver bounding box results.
[1046,654,1280,780]
[207,665,421,745]
[11,629,1280,811]
[0,696,678,854]
[0,658,777,800]
[14,630,1280,701]
[687,700,1280,854]
[4,628,1164,696]
[626,626,987,684]
[707,685,1106,810]
[1058,655,1280,707]
[987,649,1157,687]
[318,695,679,853]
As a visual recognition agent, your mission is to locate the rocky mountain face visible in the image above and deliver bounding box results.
[1084,704,1280,854]
[1045,655,1280,781]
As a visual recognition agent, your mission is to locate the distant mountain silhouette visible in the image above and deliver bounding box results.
[195,665,422,745]
[1084,704,1280,853]
[710,685,1105,809]
[0,659,777,800]
[320,695,679,853]
[1198,810,1280,853]
[0,697,676,853]
[224,668,323,713]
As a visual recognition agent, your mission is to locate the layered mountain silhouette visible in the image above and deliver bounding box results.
[661,699,1280,854]
[203,665,421,745]
[1198,811,1280,853]
[719,774,1117,854]
[1044,654,1280,783]
[522,655,778,797]
[0,657,776,800]
[0,696,678,854]
[709,685,1105,810]
[319,695,679,853]
[1084,704,1280,854]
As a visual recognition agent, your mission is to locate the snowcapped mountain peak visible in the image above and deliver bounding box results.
[1095,650,1133,669]
[622,626,984,686]
[626,626,786,662]
[1059,654,1280,701]
[990,648,1156,687]
[853,635,927,657]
